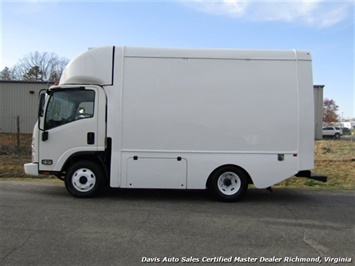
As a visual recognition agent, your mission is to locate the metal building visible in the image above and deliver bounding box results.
[0,81,53,133]
[313,85,324,140]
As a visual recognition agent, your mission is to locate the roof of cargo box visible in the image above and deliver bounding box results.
[59,46,311,86]
[123,46,311,61]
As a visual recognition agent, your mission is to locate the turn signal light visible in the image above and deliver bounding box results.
[41,172,51,175]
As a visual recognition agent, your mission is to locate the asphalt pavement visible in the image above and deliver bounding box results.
[1,180,354,266]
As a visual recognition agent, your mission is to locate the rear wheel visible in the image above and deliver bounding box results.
[209,166,248,202]
[65,161,104,198]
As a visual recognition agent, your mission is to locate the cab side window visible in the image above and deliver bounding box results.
[44,90,95,130]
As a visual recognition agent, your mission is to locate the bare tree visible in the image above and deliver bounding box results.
[12,51,69,81]
[22,66,44,81]
[0,67,16,80]
[323,98,339,124]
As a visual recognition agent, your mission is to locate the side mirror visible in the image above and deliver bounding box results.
[38,90,47,132]
[38,90,46,117]
[42,131,48,141]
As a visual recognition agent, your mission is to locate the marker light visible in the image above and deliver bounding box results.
[42,159,53,165]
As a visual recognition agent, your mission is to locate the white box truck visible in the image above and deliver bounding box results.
[24,46,326,201]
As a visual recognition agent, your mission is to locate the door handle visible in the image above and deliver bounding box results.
[87,132,95,145]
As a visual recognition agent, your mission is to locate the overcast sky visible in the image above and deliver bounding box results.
[1,0,354,118]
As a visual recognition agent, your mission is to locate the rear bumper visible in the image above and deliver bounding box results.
[295,170,327,182]
[24,163,39,176]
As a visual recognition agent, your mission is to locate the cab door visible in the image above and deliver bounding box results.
[38,86,106,173]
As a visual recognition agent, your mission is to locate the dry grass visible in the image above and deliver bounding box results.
[276,139,355,189]
[1,133,354,189]
[0,133,33,178]
[0,133,32,155]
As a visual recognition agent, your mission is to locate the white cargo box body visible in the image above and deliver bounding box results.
[58,46,314,195]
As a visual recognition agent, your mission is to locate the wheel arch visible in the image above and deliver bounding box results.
[206,164,253,188]
[61,152,109,184]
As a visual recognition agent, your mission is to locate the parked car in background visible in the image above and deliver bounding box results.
[322,126,343,139]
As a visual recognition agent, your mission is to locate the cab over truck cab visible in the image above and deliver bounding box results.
[25,46,326,201]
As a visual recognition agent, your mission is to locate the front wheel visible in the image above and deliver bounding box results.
[209,166,248,202]
[65,161,104,198]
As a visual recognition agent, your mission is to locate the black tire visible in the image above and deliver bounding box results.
[209,166,248,202]
[334,133,340,139]
[65,160,104,198]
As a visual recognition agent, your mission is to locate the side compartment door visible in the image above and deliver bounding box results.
[126,157,187,189]
[38,86,105,172]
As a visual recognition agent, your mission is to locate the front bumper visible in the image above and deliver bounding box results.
[24,163,39,176]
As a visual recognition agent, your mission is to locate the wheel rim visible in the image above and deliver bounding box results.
[217,171,241,195]
[72,168,96,192]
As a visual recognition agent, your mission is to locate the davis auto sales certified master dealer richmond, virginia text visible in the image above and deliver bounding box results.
[141,256,352,263]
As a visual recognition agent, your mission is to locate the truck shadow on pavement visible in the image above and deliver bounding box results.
[100,186,314,204]
[35,182,317,204]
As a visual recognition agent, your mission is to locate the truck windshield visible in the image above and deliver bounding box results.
[44,90,95,130]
